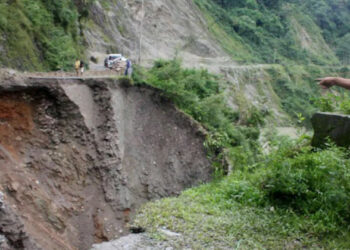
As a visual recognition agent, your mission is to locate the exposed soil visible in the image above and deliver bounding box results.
[85,0,233,73]
[0,74,212,249]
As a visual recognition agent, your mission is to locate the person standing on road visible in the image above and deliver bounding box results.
[80,60,85,76]
[75,59,81,76]
[124,59,132,77]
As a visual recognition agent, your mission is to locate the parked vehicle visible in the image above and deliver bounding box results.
[104,54,127,70]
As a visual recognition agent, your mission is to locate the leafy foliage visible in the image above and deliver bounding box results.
[195,0,340,65]
[221,136,350,233]
[261,140,350,231]
[313,91,350,115]
[0,0,86,70]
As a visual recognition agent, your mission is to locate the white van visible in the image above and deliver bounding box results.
[104,54,127,68]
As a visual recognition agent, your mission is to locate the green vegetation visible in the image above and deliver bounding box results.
[194,0,341,65]
[132,60,350,248]
[266,65,326,125]
[0,0,93,71]
[300,0,350,64]
[262,142,350,230]
[313,91,350,115]
[2,0,350,246]
[134,136,350,249]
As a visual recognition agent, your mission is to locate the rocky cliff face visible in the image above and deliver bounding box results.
[85,0,230,71]
[0,72,212,250]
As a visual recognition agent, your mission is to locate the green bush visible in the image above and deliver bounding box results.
[246,106,268,126]
[0,0,83,71]
[312,93,336,112]
[222,137,350,234]
[260,142,350,232]
[312,91,350,115]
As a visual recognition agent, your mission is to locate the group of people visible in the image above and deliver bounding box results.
[75,59,85,76]
[75,55,133,77]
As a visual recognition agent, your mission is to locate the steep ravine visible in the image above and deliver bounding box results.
[0,75,212,250]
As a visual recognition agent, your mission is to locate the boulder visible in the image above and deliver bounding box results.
[311,112,350,147]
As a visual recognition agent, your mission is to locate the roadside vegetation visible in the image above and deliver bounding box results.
[132,60,350,248]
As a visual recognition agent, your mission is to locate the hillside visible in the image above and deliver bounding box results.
[0,0,348,70]
[1,0,350,249]
[195,0,342,65]
[1,0,348,124]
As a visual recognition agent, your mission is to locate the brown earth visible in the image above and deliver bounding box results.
[0,95,34,161]
[0,72,212,250]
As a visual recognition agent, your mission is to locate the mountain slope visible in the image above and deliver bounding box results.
[84,0,230,70]
[1,0,346,71]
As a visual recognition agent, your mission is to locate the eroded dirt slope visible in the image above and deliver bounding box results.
[0,74,212,250]
[85,0,231,71]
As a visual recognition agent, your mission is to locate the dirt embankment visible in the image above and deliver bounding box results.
[0,74,212,250]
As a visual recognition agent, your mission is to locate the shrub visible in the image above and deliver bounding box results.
[312,91,350,115]
[0,0,82,71]
[260,143,350,231]
[220,136,350,234]
[311,93,336,112]
[245,106,268,126]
